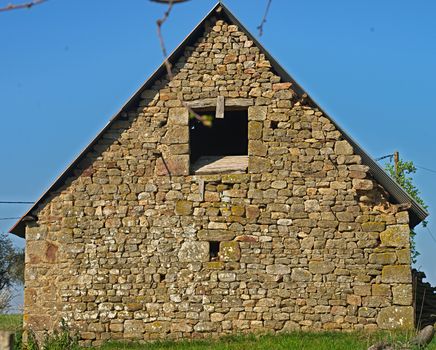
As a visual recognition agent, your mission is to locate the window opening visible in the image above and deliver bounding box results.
[209,241,220,261]
[190,109,248,174]
[271,120,279,130]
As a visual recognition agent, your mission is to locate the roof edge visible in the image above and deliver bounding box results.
[9,2,223,237]
[218,2,428,228]
[10,1,428,236]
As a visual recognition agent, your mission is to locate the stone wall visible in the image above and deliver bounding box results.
[0,331,14,350]
[23,15,414,346]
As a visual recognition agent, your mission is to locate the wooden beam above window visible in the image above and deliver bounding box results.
[186,98,253,111]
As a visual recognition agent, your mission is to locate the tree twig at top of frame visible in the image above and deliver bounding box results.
[155,0,212,126]
[0,0,47,12]
[257,0,272,36]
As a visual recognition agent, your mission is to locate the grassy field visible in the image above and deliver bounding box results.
[1,314,435,350]
[93,331,436,350]
[0,314,22,332]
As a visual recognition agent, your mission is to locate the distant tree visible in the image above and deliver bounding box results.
[0,233,24,311]
[385,157,428,263]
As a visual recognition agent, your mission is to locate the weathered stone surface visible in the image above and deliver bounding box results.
[347,294,361,306]
[304,200,320,212]
[362,222,386,232]
[178,242,209,262]
[144,321,170,333]
[380,225,410,247]
[248,121,263,140]
[124,320,144,338]
[171,321,193,333]
[372,284,391,297]
[194,322,217,333]
[218,271,236,282]
[219,241,240,262]
[162,126,189,144]
[175,200,193,215]
[369,252,397,265]
[334,140,353,155]
[376,306,414,329]
[248,140,267,156]
[248,106,267,121]
[291,268,311,281]
[353,179,373,190]
[249,156,271,173]
[266,264,290,275]
[168,107,189,125]
[0,332,14,350]
[381,265,411,283]
[197,230,235,241]
[309,261,335,274]
[155,155,189,176]
[392,285,412,306]
[277,219,292,226]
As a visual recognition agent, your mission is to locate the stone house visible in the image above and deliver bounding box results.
[10,3,428,346]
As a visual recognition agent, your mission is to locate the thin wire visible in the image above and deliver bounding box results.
[0,201,33,204]
[426,227,436,245]
[257,0,272,36]
[375,154,394,161]
[0,0,47,12]
[0,217,20,221]
[416,165,436,175]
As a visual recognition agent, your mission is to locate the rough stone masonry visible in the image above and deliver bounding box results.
[19,6,420,347]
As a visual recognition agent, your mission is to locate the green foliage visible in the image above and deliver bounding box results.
[21,320,80,350]
[0,233,24,290]
[189,113,213,127]
[0,233,24,311]
[0,313,22,331]
[385,157,428,263]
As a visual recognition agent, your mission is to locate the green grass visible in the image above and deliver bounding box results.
[92,331,436,350]
[1,316,435,350]
[0,314,22,332]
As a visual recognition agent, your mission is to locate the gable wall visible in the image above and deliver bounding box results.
[24,16,413,346]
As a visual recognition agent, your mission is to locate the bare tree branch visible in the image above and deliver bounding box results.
[151,0,190,3]
[257,0,272,36]
[155,0,210,125]
[0,0,47,13]
[156,0,175,80]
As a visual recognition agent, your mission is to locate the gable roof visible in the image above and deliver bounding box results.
[10,2,428,237]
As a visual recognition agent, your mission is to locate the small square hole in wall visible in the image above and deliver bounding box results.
[159,273,166,282]
[209,241,220,261]
[271,120,279,130]
[190,110,248,175]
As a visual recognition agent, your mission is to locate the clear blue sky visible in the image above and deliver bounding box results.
[1,0,435,291]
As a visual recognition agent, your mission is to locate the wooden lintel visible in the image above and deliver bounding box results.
[216,96,225,119]
[186,98,253,111]
[225,98,253,108]
[186,98,216,109]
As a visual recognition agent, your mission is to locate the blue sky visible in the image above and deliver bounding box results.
[1,0,435,294]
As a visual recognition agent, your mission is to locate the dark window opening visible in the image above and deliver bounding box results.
[209,241,220,261]
[190,110,248,174]
[271,121,279,130]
